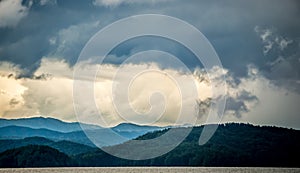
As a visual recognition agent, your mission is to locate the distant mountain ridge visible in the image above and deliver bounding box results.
[0,117,165,147]
[0,117,164,132]
[0,117,102,133]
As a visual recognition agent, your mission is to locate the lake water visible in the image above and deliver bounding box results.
[0,167,299,173]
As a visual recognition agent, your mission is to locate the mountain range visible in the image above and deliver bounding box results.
[0,117,163,147]
[0,122,299,167]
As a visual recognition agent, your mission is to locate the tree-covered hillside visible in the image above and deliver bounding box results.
[0,145,76,167]
[75,123,300,167]
[0,123,299,167]
[0,137,97,155]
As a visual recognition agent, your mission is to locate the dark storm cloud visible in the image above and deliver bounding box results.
[0,0,299,86]
[0,0,300,128]
[0,0,117,77]
[163,0,300,81]
[104,36,202,70]
[196,98,211,118]
[225,90,258,118]
[254,26,300,92]
[196,90,259,119]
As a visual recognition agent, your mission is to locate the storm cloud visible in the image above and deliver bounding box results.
[0,0,299,81]
[0,0,300,128]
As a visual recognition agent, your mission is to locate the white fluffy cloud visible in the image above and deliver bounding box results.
[0,58,299,129]
[0,0,31,28]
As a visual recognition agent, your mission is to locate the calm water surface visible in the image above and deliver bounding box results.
[0,167,299,173]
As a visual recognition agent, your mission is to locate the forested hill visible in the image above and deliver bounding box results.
[0,145,76,167]
[0,123,299,167]
[75,123,300,167]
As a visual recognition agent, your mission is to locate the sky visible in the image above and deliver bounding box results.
[0,0,299,128]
